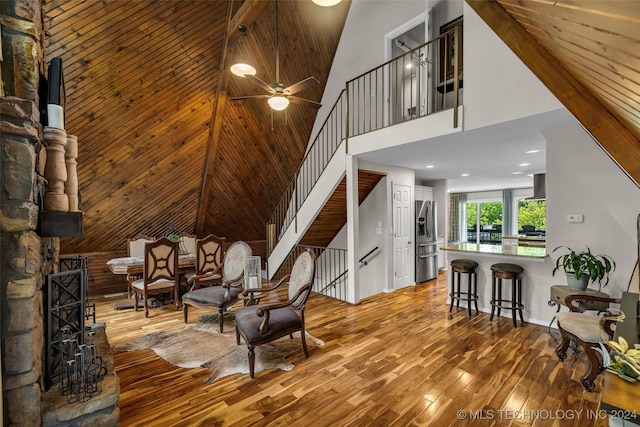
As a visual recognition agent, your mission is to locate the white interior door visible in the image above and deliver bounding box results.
[393,183,411,289]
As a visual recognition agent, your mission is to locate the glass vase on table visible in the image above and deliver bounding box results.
[244,256,261,305]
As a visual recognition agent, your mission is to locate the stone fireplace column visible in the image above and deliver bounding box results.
[1,0,54,425]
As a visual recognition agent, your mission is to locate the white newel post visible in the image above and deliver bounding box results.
[65,134,79,212]
[43,126,69,211]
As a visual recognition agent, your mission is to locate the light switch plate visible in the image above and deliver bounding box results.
[567,214,584,223]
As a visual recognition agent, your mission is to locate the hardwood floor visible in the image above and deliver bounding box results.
[95,271,609,426]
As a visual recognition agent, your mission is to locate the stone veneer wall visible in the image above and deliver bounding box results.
[1,0,57,424]
[2,2,119,425]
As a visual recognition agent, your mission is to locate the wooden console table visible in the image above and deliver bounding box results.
[600,292,640,426]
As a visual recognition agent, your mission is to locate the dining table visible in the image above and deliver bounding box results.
[106,253,196,275]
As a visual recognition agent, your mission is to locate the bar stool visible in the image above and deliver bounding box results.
[490,263,525,327]
[449,259,479,315]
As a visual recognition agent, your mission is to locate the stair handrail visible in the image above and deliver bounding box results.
[267,89,347,249]
[359,246,379,266]
[267,23,462,254]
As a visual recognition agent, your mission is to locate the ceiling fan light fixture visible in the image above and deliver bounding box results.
[312,0,342,6]
[268,95,289,111]
[230,63,257,77]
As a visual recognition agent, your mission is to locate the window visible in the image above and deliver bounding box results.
[466,200,503,244]
[517,199,546,235]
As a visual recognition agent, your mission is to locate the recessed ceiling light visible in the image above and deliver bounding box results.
[512,171,522,175]
[525,149,541,154]
[461,173,469,177]
[518,163,530,167]
[426,165,434,168]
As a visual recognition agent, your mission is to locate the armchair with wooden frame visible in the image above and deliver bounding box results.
[184,234,226,292]
[129,237,180,318]
[234,248,316,378]
[555,261,637,391]
[182,240,251,332]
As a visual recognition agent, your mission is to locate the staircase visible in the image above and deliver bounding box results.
[267,27,462,290]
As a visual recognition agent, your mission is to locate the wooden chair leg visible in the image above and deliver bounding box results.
[449,273,455,313]
[218,309,224,333]
[183,303,189,323]
[555,329,571,361]
[466,275,472,316]
[300,330,310,358]
[581,342,602,392]
[235,325,241,345]
[133,291,139,312]
[248,347,255,378]
[144,294,149,318]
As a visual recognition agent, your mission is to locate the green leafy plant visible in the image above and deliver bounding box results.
[552,245,615,288]
[596,337,640,383]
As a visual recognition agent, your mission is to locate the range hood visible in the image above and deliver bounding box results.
[526,173,546,200]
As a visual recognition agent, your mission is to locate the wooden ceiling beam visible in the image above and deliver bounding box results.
[227,0,269,43]
[196,0,269,235]
[466,0,640,186]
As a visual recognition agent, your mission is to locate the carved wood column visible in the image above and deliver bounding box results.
[65,134,79,212]
[43,126,68,211]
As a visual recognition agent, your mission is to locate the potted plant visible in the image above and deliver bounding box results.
[552,245,616,291]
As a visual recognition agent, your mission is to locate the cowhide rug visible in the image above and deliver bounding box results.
[113,312,324,383]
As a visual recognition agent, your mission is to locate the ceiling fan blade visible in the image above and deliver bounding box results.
[245,75,275,93]
[288,96,322,108]
[229,94,271,101]
[284,77,319,95]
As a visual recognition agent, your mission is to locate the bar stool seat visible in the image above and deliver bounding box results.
[490,263,525,327]
[449,259,479,315]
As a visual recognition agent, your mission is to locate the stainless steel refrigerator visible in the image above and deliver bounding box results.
[415,200,438,282]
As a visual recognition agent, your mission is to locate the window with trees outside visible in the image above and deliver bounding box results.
[465,197,546,244]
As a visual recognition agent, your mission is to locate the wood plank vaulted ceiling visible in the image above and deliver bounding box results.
[45,0,350,254]
[46,0,639,256]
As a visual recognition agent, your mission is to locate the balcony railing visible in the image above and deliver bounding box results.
[267,23,462,257]
[346,24,462,140]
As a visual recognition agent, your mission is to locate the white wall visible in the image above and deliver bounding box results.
[329,161,415,299]
[462,3,563,131]
[312,0,427,139]
[304,0,640,315]
[546,124,640,299]
[452,124,640,327]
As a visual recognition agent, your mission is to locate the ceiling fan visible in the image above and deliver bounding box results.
[229,0,322,111]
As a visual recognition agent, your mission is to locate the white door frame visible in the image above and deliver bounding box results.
[384,13,428,126]
[392,183,412,290]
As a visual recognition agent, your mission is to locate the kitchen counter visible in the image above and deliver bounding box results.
[441,243,547,260]
[502,235,546,248]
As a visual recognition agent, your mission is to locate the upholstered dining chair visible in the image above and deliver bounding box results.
[184,234,226,292]
[130,237,180,318]
[234,248,317,378]
[555,261,637,391]
[179,234,197,255]
[126,235,155,298]
[182,240,252,332]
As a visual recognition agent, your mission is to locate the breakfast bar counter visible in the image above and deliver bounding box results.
[441,243,547,260]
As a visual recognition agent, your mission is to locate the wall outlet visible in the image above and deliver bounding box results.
[567,214,584,223]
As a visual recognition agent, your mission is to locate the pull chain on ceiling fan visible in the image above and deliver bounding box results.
[229,0,322,111]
